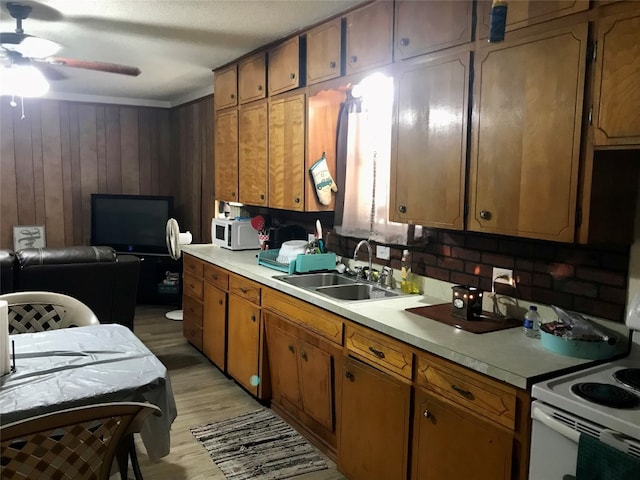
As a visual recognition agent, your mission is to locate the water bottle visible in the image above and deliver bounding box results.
[523,306,541,338]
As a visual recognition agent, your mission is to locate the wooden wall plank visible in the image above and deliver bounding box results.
[138,108,152,195]
[13,104,36,225]
[30,103,46,228]
[40,101,65,247]
[0,103,18,249]
[120,107,140,194]
[158,109,171,196]
[68,104,83,245]
[105,106,122,194]
[79,104,98,244]
[58,102,74,246]
[96,105,108,192]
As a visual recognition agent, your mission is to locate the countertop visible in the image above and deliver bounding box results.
[181,244,631,390]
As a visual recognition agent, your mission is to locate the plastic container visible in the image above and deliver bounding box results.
[523,306,541,338]
[401,250,411,294]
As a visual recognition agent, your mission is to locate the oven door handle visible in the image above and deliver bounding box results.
[532,405,580,443]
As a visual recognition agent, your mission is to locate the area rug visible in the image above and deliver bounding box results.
[191,408,328,480]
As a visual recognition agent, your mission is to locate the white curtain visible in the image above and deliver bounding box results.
[335,74,410,245]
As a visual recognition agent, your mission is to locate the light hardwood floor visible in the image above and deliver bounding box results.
[130,305,347,480]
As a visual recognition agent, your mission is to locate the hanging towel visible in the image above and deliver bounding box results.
[576,433,640,480]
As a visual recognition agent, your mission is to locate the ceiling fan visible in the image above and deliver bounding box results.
[0,1,141,82]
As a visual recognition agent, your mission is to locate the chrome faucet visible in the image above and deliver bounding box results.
[353,240,373,280]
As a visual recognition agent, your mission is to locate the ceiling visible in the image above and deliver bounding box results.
[0,0,363,107]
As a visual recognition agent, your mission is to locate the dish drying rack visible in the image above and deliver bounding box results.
[258,249,336,274]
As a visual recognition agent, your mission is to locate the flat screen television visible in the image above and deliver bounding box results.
[91,194,174,254]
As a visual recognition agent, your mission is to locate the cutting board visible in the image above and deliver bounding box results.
[405,303,521,334]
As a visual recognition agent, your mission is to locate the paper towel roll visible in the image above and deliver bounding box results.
[179,232,192,245]
[0,300,9,376]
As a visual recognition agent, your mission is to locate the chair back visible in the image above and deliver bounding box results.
[0,402,160,480]
[0,291,100,334]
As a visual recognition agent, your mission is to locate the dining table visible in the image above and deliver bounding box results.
[0,323,178,461]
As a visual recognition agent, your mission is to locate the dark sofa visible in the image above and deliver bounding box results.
[1,246,139,330]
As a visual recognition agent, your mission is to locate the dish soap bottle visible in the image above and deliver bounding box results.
[401,250,411,293]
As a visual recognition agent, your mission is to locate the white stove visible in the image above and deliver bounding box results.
[529,302,640,479]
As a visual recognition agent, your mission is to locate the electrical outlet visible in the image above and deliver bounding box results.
[376,245,390,260]
[492,267,514,285]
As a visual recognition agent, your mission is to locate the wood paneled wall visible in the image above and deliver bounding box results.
[0,95,215,250]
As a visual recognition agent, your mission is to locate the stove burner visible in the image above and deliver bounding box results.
[614,368,640,391]
[571,382,640,409]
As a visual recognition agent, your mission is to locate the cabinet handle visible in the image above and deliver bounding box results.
[288,344,295,353]
[240,287,248,293]
[257,84,263,91]
[350,55,358,63]
[294,197,300,204]
[451,384,473,398]
[210,274,218,280]
[250,314,256,322]
[230,93,235,99]
[398,205,407,214]
[329,60,337,69]
[400,37,410,47]
[231,191,236,198]
[218,299,223,305]
[423,409,431,419]
[260,194,265,200]
[368,346,385,359]
[345,370,354,380]
[479,210,492,220]
[290,72,296,80]
[301,351,307,361]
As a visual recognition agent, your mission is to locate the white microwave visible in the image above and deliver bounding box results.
[211,218,260,250]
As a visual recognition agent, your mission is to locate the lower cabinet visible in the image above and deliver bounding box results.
[182,254,204,350]
[203,282,227,370]
[227,293,261,396]
[338,358,411,480]
[412,387,512,480]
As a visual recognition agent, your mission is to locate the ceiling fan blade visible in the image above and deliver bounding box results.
[43,57,141,76]
[38,64,68,81]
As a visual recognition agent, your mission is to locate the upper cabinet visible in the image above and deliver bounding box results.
[390,51,470,230]
[345,1,394,75]
[394,0,473,60]
[214,65,237,110]
[239,100,268,206]
[214,108,239,202]
[591,7,640,146]
[238,52,266,104]
[476,0,589,39]
[306,18,343,85]
[268,37,303,96]
[468,23,589,242]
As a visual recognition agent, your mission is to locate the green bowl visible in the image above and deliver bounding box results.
[540,328,623,360]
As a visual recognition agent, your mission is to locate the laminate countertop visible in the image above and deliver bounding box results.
[181,244,631,390]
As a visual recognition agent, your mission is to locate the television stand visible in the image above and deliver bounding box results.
[120,252,182,306]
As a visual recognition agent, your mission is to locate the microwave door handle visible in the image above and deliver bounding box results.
[532,405,580,444]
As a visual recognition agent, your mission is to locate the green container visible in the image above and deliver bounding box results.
[540,328,624,360]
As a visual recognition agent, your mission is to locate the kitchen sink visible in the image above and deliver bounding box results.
[274,272,404,301]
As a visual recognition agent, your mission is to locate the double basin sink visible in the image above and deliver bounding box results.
[274,272,404,302]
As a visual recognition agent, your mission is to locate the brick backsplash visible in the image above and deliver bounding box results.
[328,229,631,323]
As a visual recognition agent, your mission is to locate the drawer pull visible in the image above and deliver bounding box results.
[423,409,431,419]
[218,299,223,305]
[329,60,336,69]
[210,274,218,280]
[451,384,473,398]
[240,287,248,293]
[368,346,385,359]
[288,344,295,353]
[301,351,308,361]
[250,314,256,322]
[345,370,354,380]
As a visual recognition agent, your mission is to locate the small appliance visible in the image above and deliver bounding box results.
[451,285,483,320]
[211,218,260,250]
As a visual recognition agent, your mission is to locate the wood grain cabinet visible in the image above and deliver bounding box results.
[306,18,342,85]
[268,37,302,96]
[226,275,266,398]
[182,254,205,350]
[268,92,305,211]
[238,52,266,104]
[390,51,470,229]
[202,264,229,371]
[214,108,239,202]
[591,8,640,146]
[214,64,238,110]
[344,1,394,75]
[476,0,589,40]
[394,0,473,60]
[238,100,268,206]
[468,23,589,242]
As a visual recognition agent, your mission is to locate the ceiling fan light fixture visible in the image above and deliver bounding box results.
[0,64,49,97]
[14,36,61,58]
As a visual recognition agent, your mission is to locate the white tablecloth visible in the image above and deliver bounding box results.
[0,324,177,460]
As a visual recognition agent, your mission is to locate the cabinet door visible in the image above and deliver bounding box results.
[269,93,305,211]
[592,9,640,146]
[238,101,268,206]
[339,359,410,480]
[214,64,238,110]
[183,294,203,350]
[390,51,470,229]
[394,0,472,60]
[227,294,260,395]
[298,339,333,431]
[476,0,589,39]
[266,321,303,408]
[214,108,239,202]
[238,52,266,104]
[412,388,512,480]
[345,1,394,75]
[268,37,301,96]
[306,18,342,85]
[203,282,227,371]
[468,23,588,242]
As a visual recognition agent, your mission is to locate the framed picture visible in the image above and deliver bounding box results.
[13,225,46,251]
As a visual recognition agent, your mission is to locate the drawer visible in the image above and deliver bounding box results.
[204,263,229,290]
[229,275,261,304]
[415,354,516,430]
[183,254,204,278]
[345,323,413,380]
[262,288,343,345]
[183,272,203,301]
